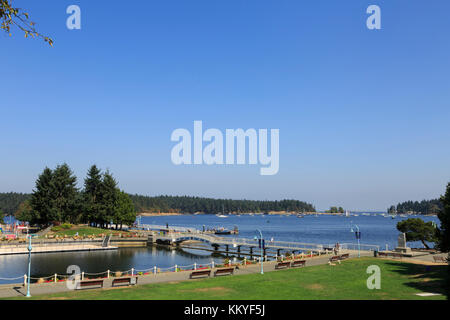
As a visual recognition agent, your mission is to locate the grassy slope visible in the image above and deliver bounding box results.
[11,258,447,300]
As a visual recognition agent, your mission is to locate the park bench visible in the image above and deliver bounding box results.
[76,279,104,290]
[378,251,387,257]
[340,253,350,260]
[433,256,447,263]
[275,261,291,269]
[112,277,138,287]
[214,268,235,277]
[329,256,341,264]
[291,260,306,268]
[189,270,211,279]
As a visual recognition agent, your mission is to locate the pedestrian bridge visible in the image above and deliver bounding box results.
[151,231,379,253]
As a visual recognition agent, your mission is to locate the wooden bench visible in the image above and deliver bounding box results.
[76,279,104,290]
[275,261,291,269]
[112,277,138,287]
[291,260,306,268]
[189,270,211,279]
[433,256,447,263]
[214,268,234,277]
[340,253,350,260]
[329,256,341,264]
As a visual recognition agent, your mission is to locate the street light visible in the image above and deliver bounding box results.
[253,229,264,274]
[350,222,361,258]
[26,231,32,298]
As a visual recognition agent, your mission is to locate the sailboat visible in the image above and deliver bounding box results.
[345,210,350,217]
[216,204,228,218]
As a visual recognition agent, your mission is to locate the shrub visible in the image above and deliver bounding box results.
[60,223,72,230]
[51,226,62,232]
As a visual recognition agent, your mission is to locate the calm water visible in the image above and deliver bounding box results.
[0,213,440,284]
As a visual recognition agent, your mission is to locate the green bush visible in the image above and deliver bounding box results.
[51,226,62,232]
[60,223,73,230]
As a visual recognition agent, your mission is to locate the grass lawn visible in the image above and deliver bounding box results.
[10,258,448,300]
[45,225,130,237]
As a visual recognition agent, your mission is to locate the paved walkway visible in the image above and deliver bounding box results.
[0,250,372,298]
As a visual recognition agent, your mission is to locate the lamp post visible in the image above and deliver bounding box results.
[350,223,361,258]
[254,229,264,274]
[26,232,32,298]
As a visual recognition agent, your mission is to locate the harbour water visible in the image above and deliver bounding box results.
[0,213,440,284]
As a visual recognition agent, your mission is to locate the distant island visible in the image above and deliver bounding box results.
[0,192,316,216]
[388,198,443,215]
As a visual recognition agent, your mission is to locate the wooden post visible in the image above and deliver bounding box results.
[107,270,110,278]
[81,272,84,281]
[54,274,57,283]
[23,274,27,287]
[244,257,247,266]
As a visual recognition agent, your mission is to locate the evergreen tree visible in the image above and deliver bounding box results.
[101,170,118,228]
[114,190,136,230]
[30,167,54,225]
[396,218,438,249]
[437,183,450,252]
[437,182,450,299]
[83,165,104,226]
[52,163,78,223]
[14,200,35,224]
[0,209,4,224]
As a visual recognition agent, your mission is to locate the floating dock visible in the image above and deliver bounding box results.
[0,243,118,256]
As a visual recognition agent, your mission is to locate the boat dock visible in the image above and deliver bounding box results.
[0,235,118,255]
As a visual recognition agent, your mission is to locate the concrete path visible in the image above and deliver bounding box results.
[0,250,372,299]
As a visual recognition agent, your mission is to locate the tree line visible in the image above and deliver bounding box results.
[388,199,443,215]
[0,192,31,215]
[13,164,136,229]
[2,190,315,219]
[128,195,316,214]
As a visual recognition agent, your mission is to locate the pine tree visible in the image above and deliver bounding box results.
[437,183,450,252]
[101,170,118,228]
[30,167,54,225]
[83,165,104,226]
[114,190,136,230]
[52,163,78,223]
[437,182,450,299]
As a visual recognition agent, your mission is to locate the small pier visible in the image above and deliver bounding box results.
[0,235,118,256]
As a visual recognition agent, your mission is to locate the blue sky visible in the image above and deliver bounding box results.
[1,0,449,211]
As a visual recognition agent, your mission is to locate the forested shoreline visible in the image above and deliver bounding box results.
[1,191,315,218]
[388,199,443,215]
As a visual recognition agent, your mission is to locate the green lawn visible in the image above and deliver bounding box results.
[10,258,448,300]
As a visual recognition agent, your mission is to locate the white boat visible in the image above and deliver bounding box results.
[216,204,228,218]
[345,210,350,217]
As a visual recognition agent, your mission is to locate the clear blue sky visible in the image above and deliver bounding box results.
[1,0,449,211]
